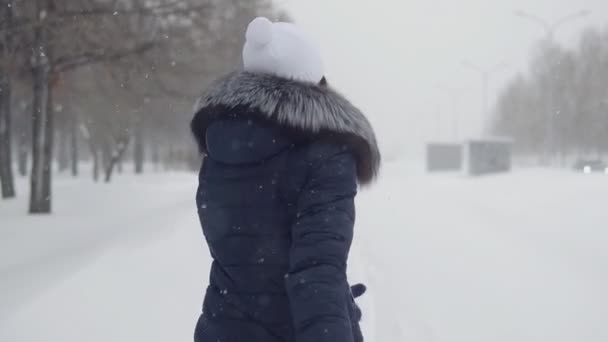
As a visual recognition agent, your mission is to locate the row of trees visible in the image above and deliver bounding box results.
[0,0,283,213]
[492,27,608,162]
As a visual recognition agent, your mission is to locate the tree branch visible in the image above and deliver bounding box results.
[0,1,212,34]
[53,41,157,73]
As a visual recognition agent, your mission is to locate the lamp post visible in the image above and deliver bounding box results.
[514,10,590,41]
[462,61,508,136]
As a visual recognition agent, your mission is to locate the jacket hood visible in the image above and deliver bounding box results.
[205,118,291,165]
[192,72,381,184]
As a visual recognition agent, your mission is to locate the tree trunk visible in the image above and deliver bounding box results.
[134,124,144,174]
[18,137,28,177]
[17,102,30,177]
[105,139,130,183]
[79,123,99,182]
[0,0,16,199]
[92,149,99,182]
[57,124,68,172]
[0,69,15,199]
[29,0,53,214]
[70,115,78,177]
[101,141,111,174]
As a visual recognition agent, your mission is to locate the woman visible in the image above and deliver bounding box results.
[191,17,380,342]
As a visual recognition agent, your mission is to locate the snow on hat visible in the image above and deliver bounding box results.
[242,17,324,84]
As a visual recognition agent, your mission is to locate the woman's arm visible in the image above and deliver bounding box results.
[285,143,358,342]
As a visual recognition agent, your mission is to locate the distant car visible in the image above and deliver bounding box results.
[573,159,608,174]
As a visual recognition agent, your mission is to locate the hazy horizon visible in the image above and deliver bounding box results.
[283,0,608,159]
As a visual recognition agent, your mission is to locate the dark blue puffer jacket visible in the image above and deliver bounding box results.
[191,72,380,342]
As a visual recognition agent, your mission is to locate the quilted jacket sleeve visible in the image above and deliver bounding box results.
[285,143,359,342]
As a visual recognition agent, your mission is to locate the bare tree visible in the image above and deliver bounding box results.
[70,110,79,176]
[20,0,175,212]
[493,27,608,164]
[3,0,281,212]
[0,0,16,199]
[28,0,54,213]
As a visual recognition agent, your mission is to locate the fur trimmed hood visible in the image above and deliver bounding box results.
[193,72,381,184]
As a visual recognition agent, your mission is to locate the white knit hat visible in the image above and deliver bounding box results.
[242,17,325,84]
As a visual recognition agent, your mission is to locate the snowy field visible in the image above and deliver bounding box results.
[1,162,608,342]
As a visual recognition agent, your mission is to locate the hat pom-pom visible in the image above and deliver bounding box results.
[246,17,273,48]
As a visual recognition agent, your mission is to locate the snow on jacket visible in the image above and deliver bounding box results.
[191,72,380,342]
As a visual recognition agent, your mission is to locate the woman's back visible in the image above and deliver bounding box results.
[196,117,303,340]
[192,72,379,342]
[197,113,362,340]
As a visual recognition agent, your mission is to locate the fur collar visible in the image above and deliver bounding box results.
[194,72,380,185]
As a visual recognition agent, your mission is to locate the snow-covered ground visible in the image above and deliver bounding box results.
[1,163,607,342]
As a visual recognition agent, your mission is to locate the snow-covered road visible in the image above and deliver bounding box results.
[1,164,607,342]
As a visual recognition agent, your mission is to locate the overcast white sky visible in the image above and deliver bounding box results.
[282,0,608,158]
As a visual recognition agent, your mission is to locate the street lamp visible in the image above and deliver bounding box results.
[514,10,590,41]
[462,61,508,136]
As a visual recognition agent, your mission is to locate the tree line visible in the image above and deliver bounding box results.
[0,0,283,213]
[492,27,608,163]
